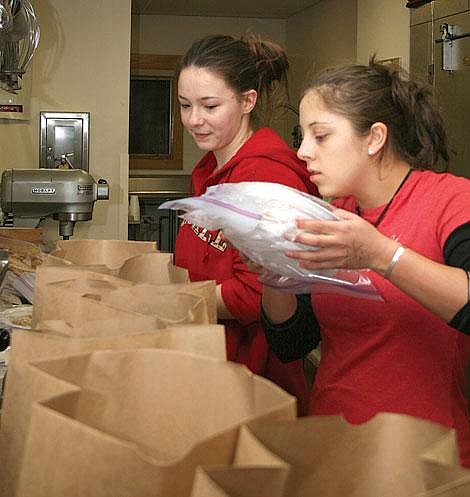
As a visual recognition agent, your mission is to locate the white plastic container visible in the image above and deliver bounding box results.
[0,304,33,330]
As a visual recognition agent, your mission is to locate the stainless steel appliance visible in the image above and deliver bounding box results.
[0,168,109,238]
[40,112,90,171]
[128,175,190,252]
[410,0,470,178]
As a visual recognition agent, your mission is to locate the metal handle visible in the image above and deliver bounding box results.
[435,23,470,43]
[54,152,75,169]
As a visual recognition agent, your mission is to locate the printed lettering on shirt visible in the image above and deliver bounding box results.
[186,219,227,252]
[192,224,209,242]
[209,230,227,252]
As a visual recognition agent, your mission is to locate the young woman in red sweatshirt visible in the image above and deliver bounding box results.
[174,34,317,415]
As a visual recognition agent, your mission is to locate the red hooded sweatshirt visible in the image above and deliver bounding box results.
[174,127,317,415]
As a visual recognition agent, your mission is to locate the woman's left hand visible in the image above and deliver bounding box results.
[285,208,395,272]
[239,251,264,274]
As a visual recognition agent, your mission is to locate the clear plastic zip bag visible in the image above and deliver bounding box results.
[160,182,382,300]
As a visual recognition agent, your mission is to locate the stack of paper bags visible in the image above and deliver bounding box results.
[40,240,217,324]
[32,265,217,327]
[0,240,227,496]
[2,239,469,497]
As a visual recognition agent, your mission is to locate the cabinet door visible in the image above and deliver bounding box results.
[433,10,470,178]
[410,21,433,83]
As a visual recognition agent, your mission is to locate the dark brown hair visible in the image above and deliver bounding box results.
[177,33,290,125]
[301,57,449,169]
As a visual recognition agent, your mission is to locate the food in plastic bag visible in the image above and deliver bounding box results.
[160,182,381,300]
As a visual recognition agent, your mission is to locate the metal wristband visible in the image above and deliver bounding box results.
[467,270,470,301]
[384,245,406,279]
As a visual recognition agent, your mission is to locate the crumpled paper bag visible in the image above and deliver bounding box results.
[41,249,190,286]
[49,239,158,270]
[190,413,470,497]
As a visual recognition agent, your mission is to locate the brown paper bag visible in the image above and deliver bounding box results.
[417,432,470,497]
[142,280,218,323]
[0,237,44,274]
[12,322,227,362]
[191,413,470,497]
[118,251,189,284]
[33,272,213,328]
[103,282,217,325]
[39,314,163,338]
[0,322,227,497]
[191,466,288,497]
[33,264,215,327]
[32,277,144,327]
[42,249,190,285]
[49,239,158,269]
[14,349,296,497]
[32,264,134,328]
[33,262,134,288]
[40,253,118,277]
[35,263,124,283]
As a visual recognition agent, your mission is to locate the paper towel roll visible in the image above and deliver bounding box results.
[128,195,140,222]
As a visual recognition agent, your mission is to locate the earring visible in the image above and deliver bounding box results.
[368,149,374,156]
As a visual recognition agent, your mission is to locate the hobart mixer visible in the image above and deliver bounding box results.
[0,168,109,239]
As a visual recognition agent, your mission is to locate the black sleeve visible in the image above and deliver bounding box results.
[261,294,321,363]
[444,222,470,334]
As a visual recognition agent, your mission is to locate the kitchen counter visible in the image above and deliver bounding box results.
[128,175,190,198]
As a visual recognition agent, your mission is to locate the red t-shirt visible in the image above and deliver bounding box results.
[311,170,470,464]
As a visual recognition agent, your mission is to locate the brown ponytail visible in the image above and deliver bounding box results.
[301,57,449,170]
[177,33,290,125]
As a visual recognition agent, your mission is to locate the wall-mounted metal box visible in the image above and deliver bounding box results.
[40,111,90,171]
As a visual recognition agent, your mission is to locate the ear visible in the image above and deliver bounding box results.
[241,89,258,114]
[367,122,388,156]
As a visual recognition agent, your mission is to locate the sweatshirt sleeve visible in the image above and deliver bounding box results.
[221,248,262,326]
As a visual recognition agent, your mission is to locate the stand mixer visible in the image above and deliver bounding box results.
[0,168,109,239]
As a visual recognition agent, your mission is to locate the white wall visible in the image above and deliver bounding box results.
[285,0,357,136]
[357,0,410,71]
[131,14,287,175]
[0,0,132,242]
[132,14,286,55]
